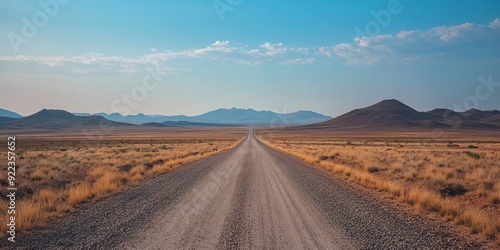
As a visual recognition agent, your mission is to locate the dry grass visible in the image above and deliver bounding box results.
[0,130,245,235]
[67,182,91,207]
[257,133,500,244]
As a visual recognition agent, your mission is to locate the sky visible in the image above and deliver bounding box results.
[1,0,500,117]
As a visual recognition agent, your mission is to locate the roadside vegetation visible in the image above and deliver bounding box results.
[259,135,500,244]
[0,135,243,234]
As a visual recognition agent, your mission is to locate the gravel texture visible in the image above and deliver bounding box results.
[8,129,481,249]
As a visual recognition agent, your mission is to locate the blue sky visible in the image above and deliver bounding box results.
[1,0,500,117]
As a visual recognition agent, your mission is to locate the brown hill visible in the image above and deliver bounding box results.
[300,100,500,131]
[0,109,134,130]
[463,109,500,125]
[425,108,462,120]
[307,99,436,130]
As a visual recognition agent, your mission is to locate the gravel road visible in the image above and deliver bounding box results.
[11,129,480,249]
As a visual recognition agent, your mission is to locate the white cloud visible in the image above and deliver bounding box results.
[0,40,318,72]
[396,30,417,40]
[0,55,76,67]
[330,18,500,65]
[260,42,282,50]
[280,58,316,65]
[430,22,482,42]
[293,47,309,54]
[3,18,500,71]
[318,47,333,58]
[2,18,499,71]
[245,42,310,57]
[490,18,500,29]
[212,40,230,46]
[258,42,286,56]
[333,43,387,65]
[193,42,239,55]
[234,59,264,66]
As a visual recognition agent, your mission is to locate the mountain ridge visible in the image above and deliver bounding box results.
[2,102,499,131]
[72,107,332,125]
[301,99,500,131]
[0,108,23,118]
[0,109,134,130]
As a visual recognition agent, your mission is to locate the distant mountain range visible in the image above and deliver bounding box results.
[0,109,134,130]
[1,101,498,131]
[302,99,500,131]
[0,107,331,130]
[142,121,241,128]
[72,108,332,126]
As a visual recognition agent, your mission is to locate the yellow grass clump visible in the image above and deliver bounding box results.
[0,133,244,235]
[258,135,500,244]
[67,182,92,206]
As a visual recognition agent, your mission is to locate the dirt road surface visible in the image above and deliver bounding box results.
[14,129,478,249]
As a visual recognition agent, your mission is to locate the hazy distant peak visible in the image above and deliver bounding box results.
[0,108,23,118]
[465,108,500,114]
[57,107,332,126]
[33,109,75,118]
